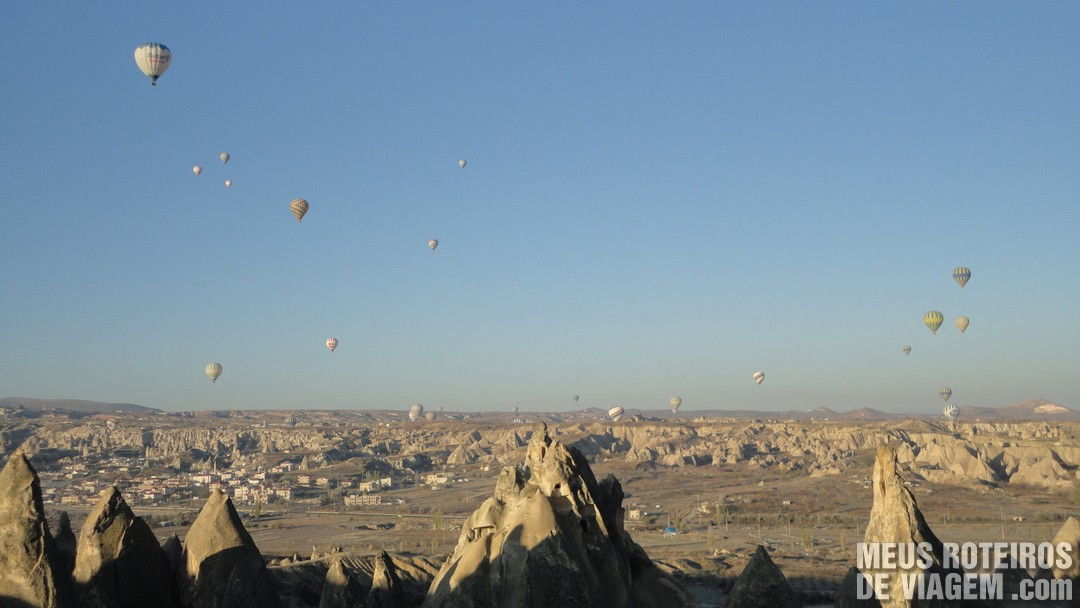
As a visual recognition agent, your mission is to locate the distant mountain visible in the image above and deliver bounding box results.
[1001,397,1074,415]
[0,397,159,414]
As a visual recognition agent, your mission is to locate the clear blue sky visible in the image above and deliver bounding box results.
[1,3,1077,413]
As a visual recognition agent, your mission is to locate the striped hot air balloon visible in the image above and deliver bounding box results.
[607,406,624,422]
[924,311,944,334]
[134,43,171,85]
[290,199,309,222]
[205,362,223,383]
[752,371,766,385]
[943,404,960,420]
[955,316,969,334]
[939,387,952,402]
[953,267,971,288]
[326,337,338,352]
[902,345,912,356]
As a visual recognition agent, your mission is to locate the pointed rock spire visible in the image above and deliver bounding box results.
[0,452,78,607]
[317,557,364,608]
[54,512,77,575]
[723,545,798,608]
[181,489,283,608]
[861,445,955,608]
[162,534,183,574]
[1051,516,1080,580]
[367,550,403,608]
[72,486,178,608]
[422,423,694,608]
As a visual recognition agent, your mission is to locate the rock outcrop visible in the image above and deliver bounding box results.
[723,545,799,608]
[53,512,76,576]
[861,445,957,608]
[1051,516,1080,580]
[316,558,363,608]
[422,423,695,608]
[367,551,402,608]
[72,487,178,608]
[181,489,283,608]
[834,566,880,608]
[0,452,77,608]
[162,534,183,575]
[270,552,440,608]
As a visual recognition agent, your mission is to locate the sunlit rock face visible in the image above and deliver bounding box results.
[0,452,78,608]
[860,445,956,608]
[422,423,695,608]
[180,489,283,608]
[72,487,178,608]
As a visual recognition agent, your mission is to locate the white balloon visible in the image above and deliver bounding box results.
[134,43,171,85]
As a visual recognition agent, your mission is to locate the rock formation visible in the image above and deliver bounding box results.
[861,445,957,608]
[162,534,183,575]
[723,545,799,608]
[181,489,283,608]
[53,512,76,576]
[270,552,440,608]
[316,558,363,608]
[422,423,695,608]
[0,452,77,608]
[1051,516,1079,580]
[367,551,402,608]
[72,487,178,608]
[834,566,881,608]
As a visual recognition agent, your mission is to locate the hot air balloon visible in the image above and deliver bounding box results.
[192,165,202,176]
[205,363,222,383]
[669,396,682,414]
[573,394,580,403]
[955,316,969,334]
[943,404,960,420]
[224,179,232,188]
[425,411,437,421]
[134,43,171,85]
[458,159,467,169]
[290,199,309,222]
[953,267,971,288]
[220,152,230,164]
[512,405,519,414]
[607,406,624,422]
[753,371,766,385]
[939,387,952,402]
[924,311,944,334]
[408,403,424,422]
[326,337,338,352]
[902,345,912,356]
[427,239,438,251]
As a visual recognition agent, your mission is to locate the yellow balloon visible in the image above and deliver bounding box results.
[924,311,944,334]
